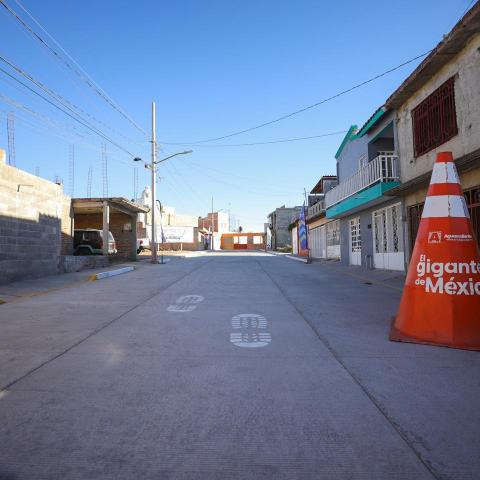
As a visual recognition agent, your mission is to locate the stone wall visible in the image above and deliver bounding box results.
[0,158,73,284]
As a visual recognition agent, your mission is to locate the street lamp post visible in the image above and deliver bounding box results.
[134,102,192,264]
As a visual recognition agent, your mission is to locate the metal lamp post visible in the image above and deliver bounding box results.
[134,102,192,264]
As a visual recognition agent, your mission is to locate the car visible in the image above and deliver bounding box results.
[73,229,117,255]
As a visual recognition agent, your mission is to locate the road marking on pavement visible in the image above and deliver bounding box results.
[167,294,204,313]
[230,314,271,348]
[231,313,268,329]
[230,332,272,348]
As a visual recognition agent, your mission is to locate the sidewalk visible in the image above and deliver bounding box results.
[280,253,406,291]
[0,259,147,304]
[311,258,406,291]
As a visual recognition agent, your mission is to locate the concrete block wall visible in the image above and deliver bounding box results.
[0,159,73,284]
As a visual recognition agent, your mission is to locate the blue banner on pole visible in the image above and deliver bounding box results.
[298,205,308,251]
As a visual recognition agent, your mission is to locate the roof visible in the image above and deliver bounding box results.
[334,105,389,160]
[356,106,387,137]
[73,197,150,214]
[334,125,358,159]
[310,175,337,194]
[386,2,480,109]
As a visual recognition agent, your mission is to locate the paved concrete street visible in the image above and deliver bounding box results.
[0,251,478,480]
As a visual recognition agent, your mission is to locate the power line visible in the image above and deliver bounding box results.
[162,130,347,147]
[1,0,147,136]
[0,59,138,158]
[0,94,137,168]
[166,50,432,144]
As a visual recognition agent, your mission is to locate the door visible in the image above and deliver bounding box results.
[326,220,340,259]
[291,226,298,255]
[349,217,362,266]
[372,203,404,271]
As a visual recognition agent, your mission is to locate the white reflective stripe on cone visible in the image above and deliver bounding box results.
[430,162,460,184]
[422,195,470,218]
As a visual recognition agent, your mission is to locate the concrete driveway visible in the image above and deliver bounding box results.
[0,251,478,479]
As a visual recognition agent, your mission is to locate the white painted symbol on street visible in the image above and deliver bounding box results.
[231,313,267,329]
[230,314,271,348]
[167,295,204,313]
[230,332,272,348]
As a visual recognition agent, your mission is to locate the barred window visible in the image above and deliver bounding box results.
[412,77,458,157]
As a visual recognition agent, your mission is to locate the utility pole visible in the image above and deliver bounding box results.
[151,101,158,264]
[210,196,214,251]
[7,112,15,167]
[133,103,192,264]
[87,166,93,198]
[303,187,311,262]
[68,144,75,197]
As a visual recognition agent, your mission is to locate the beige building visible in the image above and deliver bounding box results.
[385,4,480,261]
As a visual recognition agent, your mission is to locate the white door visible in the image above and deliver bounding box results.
[292,226,298,255]
[372,203,404,271]
[349,217,362,266]
[309,226,325,258]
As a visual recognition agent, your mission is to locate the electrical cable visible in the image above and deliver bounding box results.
[162,130,347,147]
[1,0,147,135]
[164,50,432,144]
[0,62,139,158]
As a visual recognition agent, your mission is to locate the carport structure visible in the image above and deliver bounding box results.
[72,198,149,260]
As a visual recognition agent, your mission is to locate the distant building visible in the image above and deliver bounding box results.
[198,211,230,234]
[267,205,302,250]
[136,186,204,250]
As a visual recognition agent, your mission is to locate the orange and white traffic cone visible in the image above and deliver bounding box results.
[390,151,480,350]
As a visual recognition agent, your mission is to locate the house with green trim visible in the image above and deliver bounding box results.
[325,106,406,271]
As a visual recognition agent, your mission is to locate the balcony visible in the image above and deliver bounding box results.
[307,200,326,219]
[325,151,399,210]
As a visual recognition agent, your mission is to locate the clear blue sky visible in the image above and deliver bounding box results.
[0,0,472,230]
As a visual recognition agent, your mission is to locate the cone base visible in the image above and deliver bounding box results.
[389,317,480,351]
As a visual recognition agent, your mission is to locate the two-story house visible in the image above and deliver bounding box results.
[305,175,339,259]
[325,107,405,270]
[384,3,480,260]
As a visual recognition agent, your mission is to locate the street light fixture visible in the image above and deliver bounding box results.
[134,103,193,264]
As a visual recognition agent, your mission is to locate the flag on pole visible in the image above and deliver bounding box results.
[298,204,308,251]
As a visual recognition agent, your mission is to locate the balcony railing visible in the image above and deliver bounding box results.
[325,151,399,209]
[307,200,326,218]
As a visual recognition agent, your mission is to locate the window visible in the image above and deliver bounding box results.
[464,186,480,245]
[408,203,424,253]
[412,77,458,157]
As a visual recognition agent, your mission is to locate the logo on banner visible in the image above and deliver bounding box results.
[428,231,442,244]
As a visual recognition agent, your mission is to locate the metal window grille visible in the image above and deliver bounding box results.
[412,77,458,157]
[407,203,424,253]
[464,186,480,246]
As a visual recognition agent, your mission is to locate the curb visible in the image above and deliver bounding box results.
[89,266,135,281]
[285,255,310,264]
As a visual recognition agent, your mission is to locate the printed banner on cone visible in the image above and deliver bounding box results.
[390,151,480,350]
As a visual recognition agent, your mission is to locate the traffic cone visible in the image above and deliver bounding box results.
[390,151,480,350]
